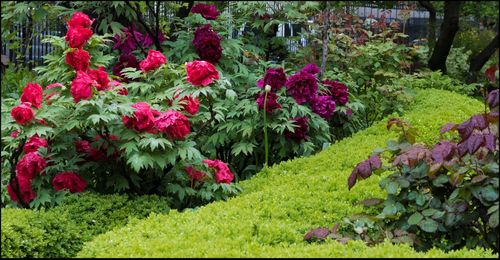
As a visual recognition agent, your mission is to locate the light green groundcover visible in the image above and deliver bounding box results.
[78,89,496,258]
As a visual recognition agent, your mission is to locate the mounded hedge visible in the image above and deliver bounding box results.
[78,89,497,258]
[1,193,170,258]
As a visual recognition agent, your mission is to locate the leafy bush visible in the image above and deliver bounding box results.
[1,192,170,258]
[345,89,499,252]
[77,89,495,258]
[1,209,82,258]
[393,70,478,96]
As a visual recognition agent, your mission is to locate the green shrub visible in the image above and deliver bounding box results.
[1,209,81,258]
[1,192,170,258]
[394,70,478,96]
[77,89,496,258]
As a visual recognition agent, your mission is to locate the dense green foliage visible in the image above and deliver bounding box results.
[1,192,170,258]
[77,89,496,258]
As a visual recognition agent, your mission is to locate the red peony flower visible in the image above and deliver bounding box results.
[169,93,200,116]
[139,49,167,72]
[284,116,310,143]
[185,166,206,182]
[67,12,94,29]
[65,25,93,49]
[65,48,90,72]
[186,60,219,86]
[10,130,21,138]
[88,66,110,91]
[256,92,281,114]
[154,110,191,139]
[203,159,234,184]
[285,71,318,104]
[258,67,287,92]
[122,102,159,133]
[16,152,47,180]
[11,102,35,125]
[71,71,97,103]
[7,176,36,204]
[20,82,43,109]
[52,171,87,193]
[192,24,222,64]
[23,135,49,154]
[75,140,109,161]
[191,3,220,20]
[75,140,91,154]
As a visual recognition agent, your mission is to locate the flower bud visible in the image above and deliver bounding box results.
[264,84,272,93]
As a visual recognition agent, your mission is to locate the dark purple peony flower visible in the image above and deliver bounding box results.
[322,80,349,106]
[112,54,140,82]
[285,71,318,104]
[284,117,310,143]
[257,67,287,92]
[301,63,320,75]
[112,25,144,54]
[192,24,223,64]
[142,30,167,48]
[256,92,281,114]
[191,3,220,20]
[310,95,336,120]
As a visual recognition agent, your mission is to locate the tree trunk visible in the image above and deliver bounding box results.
[320,2,331,79]
[428,1,461,73]
[418,1,436,53]
[466,33,499,83]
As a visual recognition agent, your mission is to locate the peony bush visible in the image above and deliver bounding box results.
[1,7,354,209]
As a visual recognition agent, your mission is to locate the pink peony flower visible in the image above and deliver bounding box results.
[20,82,43,109]
[186,60,219,86]
[203,159,234,184]
[154,110,191,139]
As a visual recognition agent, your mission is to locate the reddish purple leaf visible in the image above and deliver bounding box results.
[466,133,484,154]
[304,227,330,241]
[356,160,372,179]
[485,65,498,84]
[431,141,456,163]
[484,133,497,152]
[348,170,358,190]
[368,155,382,169]
[470,115,488,130]
[440,123,458,134]
[457,143,468,156]
[457,119,474,141]
[488,89,499,109]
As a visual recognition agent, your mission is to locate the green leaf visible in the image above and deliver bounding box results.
[432,174,449,187]
[422,208,438,217]
[408,212,424,225]
[386,182,399,194]
[481,186,499,202]
[418,218,438,233]
[489,211,499,228]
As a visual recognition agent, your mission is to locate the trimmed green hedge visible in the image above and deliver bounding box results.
[1,193,170,258]
[78,89,497,258]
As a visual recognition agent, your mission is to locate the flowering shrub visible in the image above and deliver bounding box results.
[2,8,354,209]
[1,11,241,209]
